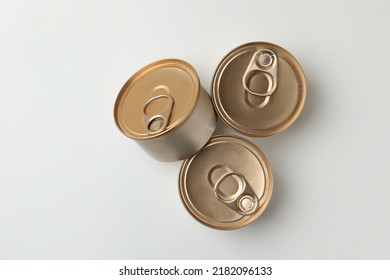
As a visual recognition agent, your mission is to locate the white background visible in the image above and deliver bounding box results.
[1,0,389,259]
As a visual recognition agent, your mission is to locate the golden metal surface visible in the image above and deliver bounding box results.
[179,135,273,230]
[114,59,217,161]
[115,59,199,140]
[142,91,174,135]
[212,42,306,137]
[243,49,278,108]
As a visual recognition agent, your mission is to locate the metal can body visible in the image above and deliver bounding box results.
[179,135,273,230]
[136,86,216,161]
[212,42,306,137]
[114,59,216,162]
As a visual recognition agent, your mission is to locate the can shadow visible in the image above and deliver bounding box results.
[249,77,318,232]
[246,169,285,228]
[212,77,317,143]
[211,77,318,233]
[251,77,317,148]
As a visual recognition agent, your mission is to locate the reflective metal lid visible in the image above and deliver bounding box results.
[212,42,306,137]
[179,135,273,230]
[114,59,200,140]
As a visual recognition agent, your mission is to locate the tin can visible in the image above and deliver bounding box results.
[114,59,217,161]
[179,135,273,230]
[212,42,306,137]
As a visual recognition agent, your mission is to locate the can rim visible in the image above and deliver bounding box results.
[211,41,306,137]
[114,59,201,140]
[178,135,273,230]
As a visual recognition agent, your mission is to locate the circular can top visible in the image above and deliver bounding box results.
[212,42,306,137]
[179,135,273,230]
[114,59,200,140]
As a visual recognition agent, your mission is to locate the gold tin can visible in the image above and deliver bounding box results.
[179,135,273,230]
[212,42,306,137]
[114,59,217,161]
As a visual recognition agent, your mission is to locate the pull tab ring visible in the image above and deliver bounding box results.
[243,49,278,108]
[211,168,259,215]
[214,171,246,203]
[142,86,174,135]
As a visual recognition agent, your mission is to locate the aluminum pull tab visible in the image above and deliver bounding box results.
[142,86,174,135]
[243,49,278,108]
[211,167,259,215]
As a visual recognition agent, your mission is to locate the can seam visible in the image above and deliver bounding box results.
[178,135,273,230]
[211,41,307,137]
[114,59,201,141]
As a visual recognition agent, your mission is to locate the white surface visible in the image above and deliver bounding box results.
[0,0,389,259]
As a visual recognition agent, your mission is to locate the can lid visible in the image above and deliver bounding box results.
[114,59,200,140]
[212,42,306,137]
[179,135,273,230]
